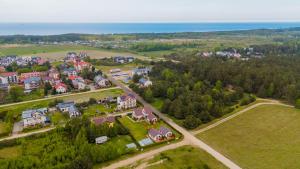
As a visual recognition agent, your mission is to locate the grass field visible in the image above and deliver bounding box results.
[0,146,22,159]
[123,145,227,169]
[197,104,300,169]
[95,62,144,74]
[151,98,164,111]
[0,122,8,136]
[83,104,116,117]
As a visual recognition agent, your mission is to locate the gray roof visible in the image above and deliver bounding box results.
[57,102,75,109]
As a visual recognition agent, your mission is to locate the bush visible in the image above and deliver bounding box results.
[183,115,202,129]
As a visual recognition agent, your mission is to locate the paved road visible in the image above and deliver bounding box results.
[192,101,293,135]
[0,87,120,108]
[107,76,242,169]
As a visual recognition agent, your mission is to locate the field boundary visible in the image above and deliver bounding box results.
[192,101,293,135]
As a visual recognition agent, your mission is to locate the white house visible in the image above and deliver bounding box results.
[117,94,137,110]
[94,75,109,87]
[57,102,81,118]
[22,108,50,128]
[138,78,152,87]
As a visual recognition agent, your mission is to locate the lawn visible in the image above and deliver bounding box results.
[197,104,300,169]
[95,62,144,74]
[83,104,116,117]
[50,112,69,125]
[119,116,180,141]
[124,145,227,169]
[0,146,22,159]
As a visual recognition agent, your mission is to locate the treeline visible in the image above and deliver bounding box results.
[130,42,200,52]
[0,118,131,169]
[2,27,300,43]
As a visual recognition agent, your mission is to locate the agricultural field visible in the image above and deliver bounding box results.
[197,104,300,169]
[122,145,227,169]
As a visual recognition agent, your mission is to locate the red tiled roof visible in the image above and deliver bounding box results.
[55,83,67,89]
[0,72,17,77]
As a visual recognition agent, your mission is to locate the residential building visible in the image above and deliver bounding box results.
[117,94,137,110]
[57,102,81,118]
[132,67,151,76]
[22,108,50,128]
[148,129,163,142]
[159,126,173,138]
[72,77,86,90]
[132,107,158,124]
[94,75,109,87]
[48,68,60,80]
[113,56,135,64]
[63,68,78,76]
[0,72,18,83]
[138,78,152,87]
[55,83,67,93]
[24,77,41,91]
[20,72,46,82]
[74,61,90,72]
[0,75,9,90]
[92,116,115,127]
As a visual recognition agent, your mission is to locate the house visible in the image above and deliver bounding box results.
[24,77,41,91]
[57,102,81,118]
[0,72,18,83]
[117,94,137,110]
[94,75,109,87]
[110,69,121,74]
[74,61,90,72]
[22,108,50,128]
[138,78,152,87]
[0,75,9,90]
[72,77,86,90]
[132,67,151,76]
[132,107,158,124]
[63,68,78,76]
[0,66,5,72]
[55,83,67,93]
[148,129,163,142]
[159,126,173,138]
[95,136,109,144]
[20,72,42,82]
[92,116,115,127]
[113,56,135,63]
[48,68,60,80]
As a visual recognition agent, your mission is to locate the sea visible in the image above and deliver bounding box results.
[1,23,300,35]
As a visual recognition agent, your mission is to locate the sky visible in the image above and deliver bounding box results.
[0,0,300,23]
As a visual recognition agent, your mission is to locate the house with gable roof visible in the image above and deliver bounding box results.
[117,94,137,110]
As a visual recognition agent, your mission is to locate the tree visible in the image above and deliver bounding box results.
[44,82,52,96]
[144,88,154,102]
[183,115,202,129]
[167,87,175,100]
[295,99,300,109]
[9,86,24,102]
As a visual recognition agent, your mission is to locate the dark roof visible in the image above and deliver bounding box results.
[159,126,172,136]
[120,94,136,101]
[148,128,161,138]
[93,116,115,125]
[133,108,144,117]
[147,113,157,121]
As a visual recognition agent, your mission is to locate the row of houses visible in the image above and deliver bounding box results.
[0,56,46,67]
[113,56,135,64]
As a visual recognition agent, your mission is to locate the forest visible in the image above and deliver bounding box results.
[132,55,300,129]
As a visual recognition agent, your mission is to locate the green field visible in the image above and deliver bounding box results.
[0,146,22,159]
[123,145,227,169]
[197,104,300,169]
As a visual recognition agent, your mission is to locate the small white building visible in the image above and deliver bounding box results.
[95,136,109,144]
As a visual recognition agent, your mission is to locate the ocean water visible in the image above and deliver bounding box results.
[0,23,300,35]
